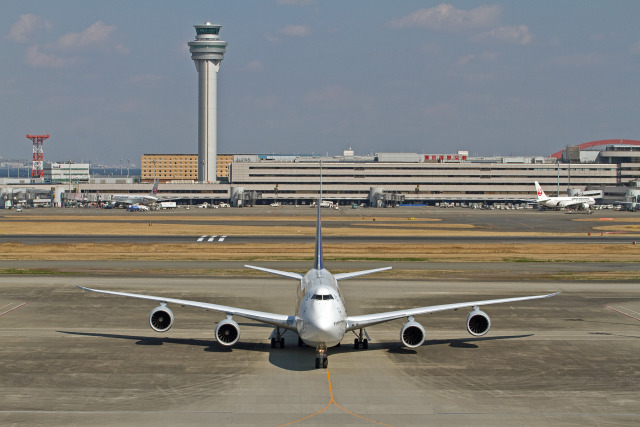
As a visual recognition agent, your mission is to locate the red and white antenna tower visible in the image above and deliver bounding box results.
[26,134,50,178]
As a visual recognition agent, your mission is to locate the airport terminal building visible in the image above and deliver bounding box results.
[3,141,640,208]
[73,142,640,207]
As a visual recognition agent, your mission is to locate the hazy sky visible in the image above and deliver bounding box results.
[2,1,639,165]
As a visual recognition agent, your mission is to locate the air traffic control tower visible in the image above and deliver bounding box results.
[188,21,227,183]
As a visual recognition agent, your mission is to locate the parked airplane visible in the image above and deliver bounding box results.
[110,180,159,207]
[79,195,559,369]
[534,181,596,211]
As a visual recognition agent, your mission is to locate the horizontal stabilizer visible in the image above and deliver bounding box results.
[244,265,303,280]
[334,267,392,280]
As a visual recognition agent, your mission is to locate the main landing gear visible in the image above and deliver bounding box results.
[270,327,285,348]
[315,344,328,369]
[353,328,369,349]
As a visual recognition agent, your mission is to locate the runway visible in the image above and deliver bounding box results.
[1,234,637,245]
[0,276,638,426]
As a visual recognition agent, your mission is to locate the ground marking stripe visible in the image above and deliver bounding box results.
[605,305,640,322]
[276,366,395,427]
[0,302,28,317]
[196,235,227,242]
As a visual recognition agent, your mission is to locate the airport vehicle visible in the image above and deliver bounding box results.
[79,195,559,369]
[110,180,159,207]
[534,181,595,210]
[126,204,149,212]
[159,201,177,209]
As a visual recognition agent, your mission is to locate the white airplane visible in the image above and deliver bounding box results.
[110,180,159,207]
[535,181,595,211]
[79,197,559,369]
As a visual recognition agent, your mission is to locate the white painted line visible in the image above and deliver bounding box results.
[197,236,206,242]
[208,235,218,242]
[0,302,28,317]
[218,235,227,242]
[605,305,640,322]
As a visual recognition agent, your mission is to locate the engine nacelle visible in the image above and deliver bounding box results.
[400,320,426,348]
[581,203,590,210]
[149,305,174,332]
[466,308,491,336]
[215,318,240,346]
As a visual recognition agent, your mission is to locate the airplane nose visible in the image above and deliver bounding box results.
[315,317,332,334]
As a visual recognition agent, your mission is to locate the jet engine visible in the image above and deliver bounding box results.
[466,307,491,336]
[215,318,240,346]
[581,202,590,210]
[149,305,174,332]
[400,320,426,348]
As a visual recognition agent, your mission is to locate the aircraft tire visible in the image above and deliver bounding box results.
[280,338,285,348]
[323,358,328,369]
[363,339,368,349]
[354,338,359,349]
[315,358,320,369]
[271,338,276,348]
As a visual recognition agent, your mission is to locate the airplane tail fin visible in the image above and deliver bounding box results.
[314,163,324,270]
[534,181,547,200]
[150,180,159,196]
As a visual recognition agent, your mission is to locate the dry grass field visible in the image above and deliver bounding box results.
[2,211,640,280]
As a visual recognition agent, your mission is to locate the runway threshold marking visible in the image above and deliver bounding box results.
[276,367,394,427]
[605,305,640,322]
[0,301,28,317]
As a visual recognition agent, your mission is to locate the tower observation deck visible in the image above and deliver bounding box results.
[188,21,227,183]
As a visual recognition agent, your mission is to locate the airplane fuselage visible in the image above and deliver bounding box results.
[295,268,347,348]
[538,196,595,209]
[111,195,158,206]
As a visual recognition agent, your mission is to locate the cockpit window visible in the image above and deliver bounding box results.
[312,294,334,300]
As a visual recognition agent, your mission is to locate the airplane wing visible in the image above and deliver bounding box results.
[244,265,303,280]
[346,291,560,331]
[77,286,296,330]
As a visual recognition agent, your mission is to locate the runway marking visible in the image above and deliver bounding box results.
[0,301,28,317]
[605,305,640,322]
[196,235,227,242]
[276,367,394,427]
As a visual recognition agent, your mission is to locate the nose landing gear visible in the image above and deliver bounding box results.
[315,344,328,369]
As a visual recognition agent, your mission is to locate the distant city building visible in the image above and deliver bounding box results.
[141,154,198,183]
[217,154,234,181]
[141,154,233,183]
[44,161,90,183]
